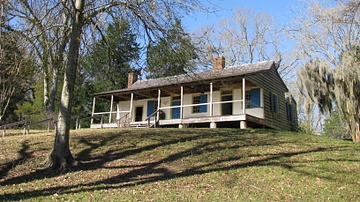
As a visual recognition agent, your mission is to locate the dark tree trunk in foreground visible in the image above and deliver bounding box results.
[48,0,85,171]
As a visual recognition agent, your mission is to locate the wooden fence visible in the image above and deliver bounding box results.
[0,120,29,137]
[0,115,99,137]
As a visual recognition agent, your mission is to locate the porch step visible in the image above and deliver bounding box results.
[129,123,152,128]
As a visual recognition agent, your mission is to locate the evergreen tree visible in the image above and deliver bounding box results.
[83,18,140,92]
[15,81,47,125]
[74,19,140,118]
[0,20,35,123]
[146,19,198,79]
[322,108,350,140]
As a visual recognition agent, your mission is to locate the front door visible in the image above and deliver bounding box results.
[135,106,143,122]
[172,96,181,119]
[221,90,233,116]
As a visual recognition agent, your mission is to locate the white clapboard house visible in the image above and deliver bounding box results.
[90,57,297,130]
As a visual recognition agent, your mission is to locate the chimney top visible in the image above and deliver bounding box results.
[128,72,138,88]
[213,56,225,71]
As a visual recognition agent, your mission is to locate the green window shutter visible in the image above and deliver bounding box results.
[269,92,273,112]
[269,92,278,113]
[286,103,290,120]
[274,94,279,113]
[289,104,294,122]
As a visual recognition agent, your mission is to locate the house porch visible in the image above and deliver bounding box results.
[91,75,265,129]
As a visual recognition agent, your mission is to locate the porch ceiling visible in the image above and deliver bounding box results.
[95,77,258,102]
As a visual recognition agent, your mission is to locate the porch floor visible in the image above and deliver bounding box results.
[159,114,246,125]
[90,114,265,129]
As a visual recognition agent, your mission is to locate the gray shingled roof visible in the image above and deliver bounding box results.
[94,60,275,96]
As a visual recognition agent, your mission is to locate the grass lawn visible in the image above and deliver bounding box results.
[0,128,359,201]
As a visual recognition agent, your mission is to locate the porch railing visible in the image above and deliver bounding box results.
[145,109,161,128]
[158,99,247,118]
[90,99,264,128]
[117,112,130,128]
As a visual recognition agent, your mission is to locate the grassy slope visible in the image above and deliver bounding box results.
[0,128,359,201]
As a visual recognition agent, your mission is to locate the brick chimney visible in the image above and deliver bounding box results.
[213,56,225,71]
[128,72,138,88]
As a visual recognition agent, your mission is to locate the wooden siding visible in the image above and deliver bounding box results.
[91,61,298,131]
[247,66,298,131]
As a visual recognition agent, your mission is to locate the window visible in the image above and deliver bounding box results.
[193,96,200,113]
[245,88,261,108]
[222,90,232,95]
[192,94,207,113]
[269,92,279,113]
[173,96,181,101]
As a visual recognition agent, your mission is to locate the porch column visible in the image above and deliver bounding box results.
[210,82,216,128]
[179,85,184,128]
[91,97,96,125]
[240,120,247,129]
[129,93,134,122]
[210,122,217,128]
[241,78,247,129]
[180,85,184,119]
[210,82,213,117]
[109,95,114,123]
[242,77,246,114]
[116,104,120,120]
[157,89,161,121]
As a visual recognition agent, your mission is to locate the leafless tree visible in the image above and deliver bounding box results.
[193,9,288,73]
[7,0,71,118]
[293,0,360,142]
[9,0,206,170]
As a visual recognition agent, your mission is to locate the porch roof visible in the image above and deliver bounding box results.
[94,60,275,101]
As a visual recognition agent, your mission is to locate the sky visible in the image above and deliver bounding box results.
[183,0,307,32]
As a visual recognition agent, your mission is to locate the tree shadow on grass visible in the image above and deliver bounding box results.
[0,140,32,180]
[0,130,131,186]
[0,129,356,201]
[0,129,211,185]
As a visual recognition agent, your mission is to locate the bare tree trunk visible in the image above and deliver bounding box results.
[46,11,69,118]
[43,74,49,108]
[0,87,15,122]
[48,0,85,171]
[44,69,59,119]
[47,57,61,117]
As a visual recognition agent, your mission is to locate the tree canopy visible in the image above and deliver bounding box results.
[146,19,197,79]
[73,19,140,118]
[83,18,140,91]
